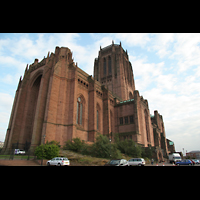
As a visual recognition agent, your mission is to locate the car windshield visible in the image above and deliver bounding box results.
[110,160,120,164]
[63,158,68,160]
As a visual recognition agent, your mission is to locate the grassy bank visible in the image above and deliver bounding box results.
[59,149,151,165]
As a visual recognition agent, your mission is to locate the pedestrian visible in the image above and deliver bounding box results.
[151,158,154,165]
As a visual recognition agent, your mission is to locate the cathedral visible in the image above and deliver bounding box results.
[3,41,175,161]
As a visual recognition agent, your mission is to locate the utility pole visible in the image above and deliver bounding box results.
[41,135,46,166]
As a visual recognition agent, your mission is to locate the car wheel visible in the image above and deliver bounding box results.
[47,162,50,166]
[188,163,191,166]
[57,163,61,166]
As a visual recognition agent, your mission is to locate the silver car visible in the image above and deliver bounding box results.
[104,159,129,166]
[47,157,70,166]
[128,158,145,166]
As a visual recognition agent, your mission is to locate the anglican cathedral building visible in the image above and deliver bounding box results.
[3,41,175,161]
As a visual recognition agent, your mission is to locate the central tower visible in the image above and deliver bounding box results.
[93,41,135,101]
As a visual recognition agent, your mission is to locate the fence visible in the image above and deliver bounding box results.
[0,142,36,160]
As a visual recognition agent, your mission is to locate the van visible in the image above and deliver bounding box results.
[128,158,145,166]
[168,153,181,163]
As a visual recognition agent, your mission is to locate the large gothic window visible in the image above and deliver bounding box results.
[76,97,83,125]
[108,56,111,75]
[96,103,101,131]
[97,110,99,130]
[103,57,106,76]
[144,109,150,143]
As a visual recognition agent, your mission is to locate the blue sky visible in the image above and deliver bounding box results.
[1,33,200,154]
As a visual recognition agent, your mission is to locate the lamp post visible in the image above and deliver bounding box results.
[109,138,111,160]
[41,134,46,166]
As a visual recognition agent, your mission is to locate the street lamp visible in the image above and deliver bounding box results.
[41,134,46,166]
[109,138,111,160]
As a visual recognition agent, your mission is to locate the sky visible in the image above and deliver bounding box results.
[0,33,200,154]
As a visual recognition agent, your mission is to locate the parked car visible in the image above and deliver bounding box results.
[47,157,70,166]
[190,159,195,165]
[128,158,145,166]
[14,149,25,155]
[193,159,199,164]
[176,159,192,166]
[104,159,128,166]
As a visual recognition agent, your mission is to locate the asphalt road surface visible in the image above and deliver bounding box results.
[145,162,200,166]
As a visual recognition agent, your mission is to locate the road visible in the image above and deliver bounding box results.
[145,162,200,166]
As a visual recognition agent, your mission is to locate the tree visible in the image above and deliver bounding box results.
[63,138,85,152]
[34,143,60,159]
[116,138,142,158]
[91,134,121,159]
[141,145,154,159]
[46,140,61,148]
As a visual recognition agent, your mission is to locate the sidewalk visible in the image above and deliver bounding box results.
[145,162,173,166]
[0,159,41,166]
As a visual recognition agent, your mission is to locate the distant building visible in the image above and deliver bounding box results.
[186,151,200,159]
[166,139,175,154]
[0,141,4,148]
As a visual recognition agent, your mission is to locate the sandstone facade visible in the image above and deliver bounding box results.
[3,42,175,160]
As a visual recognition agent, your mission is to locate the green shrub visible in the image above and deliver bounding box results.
[34,143,60,160]
[91,134,122,159]
[63,137,85,152]
[46,140,61,148]
[116,138,142,158]
[63,134,157,160]
[63,135,122,159]
[141,145,154,159]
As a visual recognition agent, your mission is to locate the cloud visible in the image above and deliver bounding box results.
[0,92,13,113]
[111,33,151,47]
[155,73,178,91]
[166,115,200,152]
[170,33,200,72]
[0,93,13,141]
[147,33,175,58]
[129,55,164,91]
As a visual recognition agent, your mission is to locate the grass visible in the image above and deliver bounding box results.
[59,149,110,166]
[0,154,35,160]
[59,149,151,165]
[0,150,151,165]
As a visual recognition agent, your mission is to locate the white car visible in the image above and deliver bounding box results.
[15,149,25,155]
[47,157,70,166]
[128,158,145,166]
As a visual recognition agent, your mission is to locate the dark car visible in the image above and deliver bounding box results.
[190,160,195,165]
[176,159,192,166]
[104,159,129,166]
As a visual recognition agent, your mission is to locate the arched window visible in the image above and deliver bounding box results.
[144,110,150,143]
[96,103,101,131]
[103,57,106,76]
[76,97,83,125]
[108,56,111,75]
[161,123,164,133]
[129,92,133,99]
[97,110,99,130]
[110,110,113,133]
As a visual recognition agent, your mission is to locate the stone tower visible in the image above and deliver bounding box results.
[93,41,135,101]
